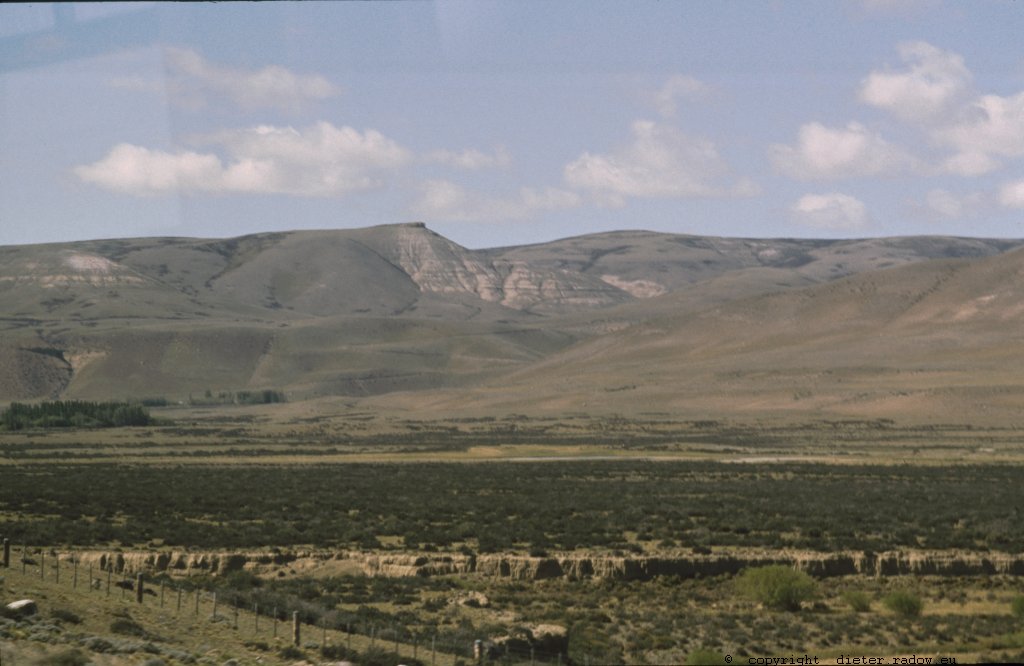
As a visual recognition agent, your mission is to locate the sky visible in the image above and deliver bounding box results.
[2,1,1024,249]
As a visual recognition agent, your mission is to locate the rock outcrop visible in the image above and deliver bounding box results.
[54,548,1024,580]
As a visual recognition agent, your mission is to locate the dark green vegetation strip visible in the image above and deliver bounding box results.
[0,400,151,430]
[1,461,1021,551]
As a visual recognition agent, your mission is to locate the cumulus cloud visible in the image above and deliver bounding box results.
[110,47,339,112]
[937,92,1024,164]
[790,193,870,231]
[75,122,412,197]
[907,188,989,221]
[564,120,758,206]
[427,147,511,170]
[654,74,711,118]
[999,179,1024,209]
[859,41,970,121]
[411,179,581,221]
[770,121,919,180]
[74,144,225,195]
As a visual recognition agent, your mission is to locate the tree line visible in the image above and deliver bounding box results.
[0,400,152,430]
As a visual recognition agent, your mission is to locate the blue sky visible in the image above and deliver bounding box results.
[2,1,1024,249]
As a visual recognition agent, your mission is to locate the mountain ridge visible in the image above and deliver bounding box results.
[2,222,1023,420]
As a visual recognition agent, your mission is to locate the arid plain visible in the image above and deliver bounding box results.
[4,223,1024,665]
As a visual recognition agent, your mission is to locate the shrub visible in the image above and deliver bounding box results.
[279,646,304,660]
[1012,596,1024,619]
[883,591,924,618]
[50,608,82,624]
[841,590,872,613]
[32,649,90,666]
[736,565,817,611]
[110,617,149,637]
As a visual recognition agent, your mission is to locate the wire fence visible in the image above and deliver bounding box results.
[1,539,580,666]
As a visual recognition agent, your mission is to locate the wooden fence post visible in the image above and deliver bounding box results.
[292,611,300,646]
[136,573,144,604]
[2,538,9,568]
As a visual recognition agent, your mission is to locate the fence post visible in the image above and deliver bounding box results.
[273,607,278,638]
[160,581,165,608]
[136,573,144,604]
[106,568,111,596]
[177,587,182,613]
[292,611,300,646]
[2,538,9,568]
[195,589,200,616]
[254,603,259,632]
[233,604,238,630]
[54,552,59,584]
[212,592,218,618]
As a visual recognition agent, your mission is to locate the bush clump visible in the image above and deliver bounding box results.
[841,590,872,613]
[1011,596,1024,619]
[736,565,817,611]
[883,590,924,618]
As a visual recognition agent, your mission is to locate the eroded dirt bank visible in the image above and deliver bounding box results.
[51,548,1024,580]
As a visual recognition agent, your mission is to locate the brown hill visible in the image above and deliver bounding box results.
[408,246,1024,421]
[1,223,1022,413]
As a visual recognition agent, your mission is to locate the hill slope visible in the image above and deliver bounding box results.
[1,223,1022,415]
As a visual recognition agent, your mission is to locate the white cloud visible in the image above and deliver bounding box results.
[770,121,919,180]
[913,188,989,220]
[74,144,225,195]
[998,179,1024,209]
[654,74,711,118]
[427,147,511,170]
[937,92,1024,162]
[940,151,1001,177]
[564,120,757,206]
[790,193,870,231]
[111,47,340,112]
[859,41,970,121]
[411,179,581,221]
[75,122,412,197]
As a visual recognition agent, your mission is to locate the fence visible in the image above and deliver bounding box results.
[0,539,576,666]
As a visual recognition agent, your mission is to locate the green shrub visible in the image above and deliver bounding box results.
[841,590,872,613]
[736,565,817,611]
[883,591,923,618]
[1012,596,1024,619]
